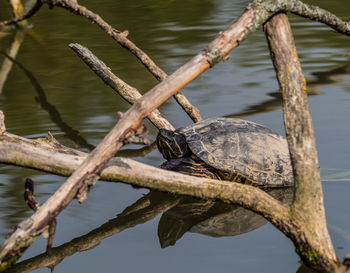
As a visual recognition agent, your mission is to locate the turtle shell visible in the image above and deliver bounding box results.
[178,117,293,185]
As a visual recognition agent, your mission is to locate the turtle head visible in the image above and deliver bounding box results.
[157,129,191,160]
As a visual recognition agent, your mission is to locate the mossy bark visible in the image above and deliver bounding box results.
[264,13,338,271]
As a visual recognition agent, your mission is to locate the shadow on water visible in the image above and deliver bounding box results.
[0,52,95,151]
[7,188,293,273]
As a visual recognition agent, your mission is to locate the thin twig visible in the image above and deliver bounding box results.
[23,177,57,252]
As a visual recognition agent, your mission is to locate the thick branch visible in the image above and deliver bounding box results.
[0,132,290,227]
[69,43,174,131]
[264,13,338,271]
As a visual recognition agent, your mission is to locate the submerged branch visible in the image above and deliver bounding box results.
[0,30,26,94]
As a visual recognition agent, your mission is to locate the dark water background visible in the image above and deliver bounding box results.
[0,0,349,272]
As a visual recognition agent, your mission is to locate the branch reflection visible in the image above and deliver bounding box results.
[0,52,95,151]
[8,188,293,272]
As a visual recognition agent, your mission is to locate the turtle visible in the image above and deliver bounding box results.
[156,117,294,187]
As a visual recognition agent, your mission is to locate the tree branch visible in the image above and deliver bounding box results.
[44,0,203,122]
[264,13,338,271]
[287,0,350,36]
[0,130,291,228]
[69,43,174,131]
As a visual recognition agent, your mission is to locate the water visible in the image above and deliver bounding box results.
[0,0,349,272]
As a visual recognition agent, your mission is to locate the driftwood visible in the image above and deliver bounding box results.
[0,0,349,272]
[264,13,337,269]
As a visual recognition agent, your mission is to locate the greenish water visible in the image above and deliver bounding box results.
[0,0,349,272]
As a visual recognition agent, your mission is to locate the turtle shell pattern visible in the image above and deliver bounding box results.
[178,118,293,186]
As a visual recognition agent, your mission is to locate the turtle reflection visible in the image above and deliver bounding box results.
[158,188,293,248]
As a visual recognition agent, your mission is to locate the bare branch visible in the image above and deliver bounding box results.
[287,0,350,36]
[69,43,174,131]
[0,131,290,225]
